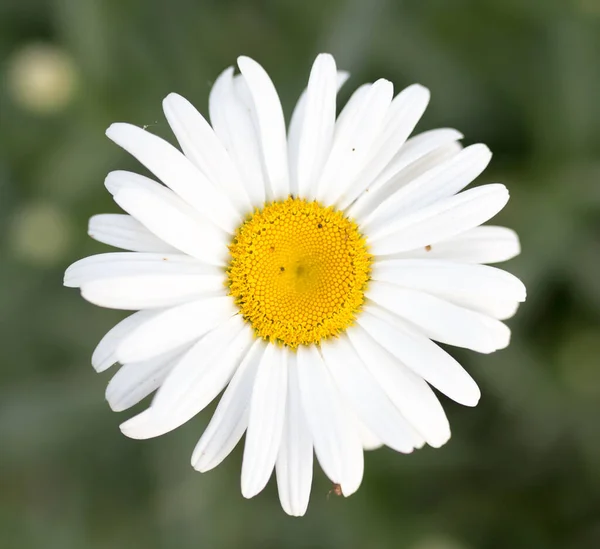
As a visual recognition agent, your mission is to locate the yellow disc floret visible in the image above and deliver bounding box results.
[227,197,372,348]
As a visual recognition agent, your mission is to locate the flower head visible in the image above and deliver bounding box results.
[65,53,525,516]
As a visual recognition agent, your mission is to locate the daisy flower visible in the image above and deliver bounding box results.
[64,53,525,516]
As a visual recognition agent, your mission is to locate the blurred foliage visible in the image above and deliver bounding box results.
[1,0,600,548]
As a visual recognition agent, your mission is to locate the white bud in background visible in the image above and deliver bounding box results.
[6,43,78,115]
[10,202,72,265]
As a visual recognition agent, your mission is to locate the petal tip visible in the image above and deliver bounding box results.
[91,351,115,373]
[241,483,260,500]
[463,387,482,408]
[282,505,307,518]
[163,91,180,101]
[103,171,121,194]
[105,122,127,139]
[471,142,493,161]
[63,267,75,287]
[315,52,335,66]
[373,77,394,91]
[408,83,431,99]
[236,55,255,70]
[105,391,125,413]
[119,411,153,439]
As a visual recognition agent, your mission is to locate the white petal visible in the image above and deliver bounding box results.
[237,56,289,200]
[369,184,510,255]
[366,128,464,195]
[358,307,481,406]
[348,141,462,222]
[162,93,252,214]
[362,144,492,234]
[104,172,231,261]
[64,252,219,289]
[275,352,313,517]
[331,84,370,138]
[321,335,420,453]
[105,170,169,197]
[296,345,364,496]
[152,316,250,410]
[90,310,158,372]
[242,345,288,498]
[355,421,383,450]
[192,339,266,472]
[106,123,240,232]
[317,79,394,205]
[105,345,190,412]
[292,53,337,200]
[490,301,521,320]
[394,225,521,264]
[119,316,252,439]
[371,258,526,319]
[88,214,177,253]
[208,67,265,207]
[113,187,228,265]
[80,274,224,310]
[346,325,450,447]
[116,295,237,363]
[338,84,431,209]
[367,282,511,353]
[288,70,349,196]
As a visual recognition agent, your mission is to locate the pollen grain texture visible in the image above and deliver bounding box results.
[227,197,371,348]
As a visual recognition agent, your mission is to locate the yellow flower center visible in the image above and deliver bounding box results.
[227,197,372,348]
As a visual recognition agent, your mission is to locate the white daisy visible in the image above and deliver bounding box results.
[64,53,525,516]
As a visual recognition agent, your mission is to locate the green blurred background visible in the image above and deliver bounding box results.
[1,0,600,548]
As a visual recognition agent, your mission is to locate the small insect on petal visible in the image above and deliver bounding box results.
[327,483,343,499]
